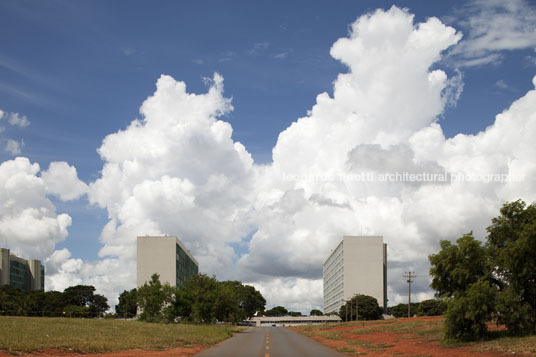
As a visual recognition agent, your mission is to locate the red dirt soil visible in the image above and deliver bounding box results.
[296,316,518,357]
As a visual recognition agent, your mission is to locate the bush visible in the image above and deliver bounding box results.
[444,280,496,341]
[339,294,383,321]
[417,299,447,316]
[390,303,419,318]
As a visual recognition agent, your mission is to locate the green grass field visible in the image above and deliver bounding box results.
[0,316,244,354]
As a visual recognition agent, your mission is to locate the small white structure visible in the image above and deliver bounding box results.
[250,315,341,327]
[323,236,387,314]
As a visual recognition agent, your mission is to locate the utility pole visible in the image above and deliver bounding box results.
[403,272,415,318]
[355,294,359,321]
[345,301,348,322]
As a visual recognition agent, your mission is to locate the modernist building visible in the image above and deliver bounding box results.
[137,235,199,289]
[0,248,45,291]
[323,236,387,314]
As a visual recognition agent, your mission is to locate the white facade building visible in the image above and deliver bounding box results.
[323,236,387,314]
[137,235,198,289]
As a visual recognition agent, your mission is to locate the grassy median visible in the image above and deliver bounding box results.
[0,316,244,354]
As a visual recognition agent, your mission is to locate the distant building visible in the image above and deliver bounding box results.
[323,236,387,314]
[137,235,199,288]
[0,248,45,291]
[250,315,341,327]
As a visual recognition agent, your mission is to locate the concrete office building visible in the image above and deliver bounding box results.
[0,248,45,291]
[323,236,387,314]
[137,235,198,288]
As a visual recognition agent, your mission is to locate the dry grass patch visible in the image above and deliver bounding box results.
[295,317,536,356]
[0,316,244,354]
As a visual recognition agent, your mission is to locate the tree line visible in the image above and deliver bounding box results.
[388,299,447,318]
[429,200,536,341]
[0,284,109,317]
[116,273,266,324]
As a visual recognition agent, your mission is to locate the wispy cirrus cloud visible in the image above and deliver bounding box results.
[446,0,536,67]
[246,41,269,55]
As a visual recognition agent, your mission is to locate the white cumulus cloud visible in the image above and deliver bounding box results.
[41,162,88,201]
[0,157,73,260]
[10,5,536,313]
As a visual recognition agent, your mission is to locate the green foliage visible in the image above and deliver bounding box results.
[0,284,107,317]
[115,289,137,318]
[429,233,489,299]
[289,311,302,316]
[63,285,109,316]
[429,200,536,341]
[64,305,90,317]
[63,285,96,307]
[264,305,288,317]
[443,280,496,341]
[390,303,419,318]
[135,274,266,324]
[180,274,219,323]
[417,299,447,316]
[310,309,323,316]
[136,274,174,322]
[339,294,383,321]
[487,200,536,335]
[90,294,110,315]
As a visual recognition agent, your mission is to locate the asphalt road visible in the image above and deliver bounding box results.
[195,326,344,357]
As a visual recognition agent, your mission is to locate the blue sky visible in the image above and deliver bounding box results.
[1,0,535,309]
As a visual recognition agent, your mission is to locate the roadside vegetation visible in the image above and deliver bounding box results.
[0,284,109,317]
[0,315,243,354]
[295,317,536,356]
[0,274,263,354]
[117,273,265,324]
[338,294,384,321]
[429,200,536,341]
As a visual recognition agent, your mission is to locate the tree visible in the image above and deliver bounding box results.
[237,284,266,319]
[486,200,536,334]
[339,295,382,321]
[310,309,323,316]
[429,233,493,340]
[325,311,339,316]
[116,289,138,318]
[429,233,489,299]
[137,274,174,322]
[264,306,288,317]
[62,285,108,317]
[443,280,496,341]
[181,274,219,323]
[63,285,96,307]
[90,294,109,316]
[43,291,66,316]
[289,311,302,317]
[429,200,536,340]
[417,299,447,316]
[390,303,419,318]
[0,285,25,315]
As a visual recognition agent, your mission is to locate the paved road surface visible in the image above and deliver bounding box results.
[196,326,344,357]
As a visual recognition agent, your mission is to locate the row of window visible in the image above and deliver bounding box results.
[176,243,198,288]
